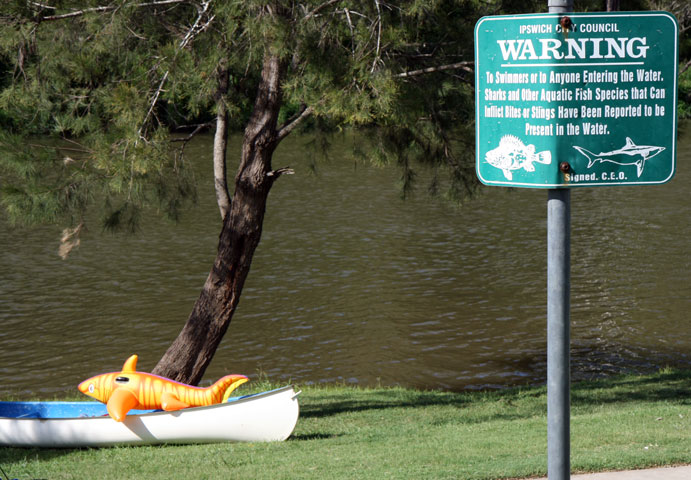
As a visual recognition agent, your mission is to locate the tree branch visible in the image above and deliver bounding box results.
[304,0,342,20]
[212,64,231,220]
[395,61,474,78]
[135,1,213,141]
[170,122,213,142]
[178,0,214,49]
[137,70,169,141]
[39,4,111,20]
[28,2,56,10]
[38,0,190,21]
[370,0,382,73]
[276,105,314,142]
[680,58,691,77]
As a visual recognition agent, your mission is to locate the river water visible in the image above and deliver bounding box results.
[1,128,690,397]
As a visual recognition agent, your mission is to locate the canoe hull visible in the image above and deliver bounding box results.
[0,386,299,448]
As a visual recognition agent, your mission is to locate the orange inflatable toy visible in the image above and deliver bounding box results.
[78,355,248,422]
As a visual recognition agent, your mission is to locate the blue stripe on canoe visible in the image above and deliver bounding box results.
[0,401,155,418]
[0,390,269,419]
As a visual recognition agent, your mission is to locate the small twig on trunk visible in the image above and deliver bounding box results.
[266,167,295,178]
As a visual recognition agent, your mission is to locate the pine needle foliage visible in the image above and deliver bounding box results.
[0,0,500,238]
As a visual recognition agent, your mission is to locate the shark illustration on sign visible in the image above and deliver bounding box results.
[573,138,665,178]
[485,135,552,180]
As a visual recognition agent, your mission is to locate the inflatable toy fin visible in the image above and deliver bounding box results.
[161,392,190,411]
[222,376,249,402]
[121,354,138,373]
[107,388,139,422]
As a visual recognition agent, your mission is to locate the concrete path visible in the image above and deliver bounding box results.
[533,465,691,479]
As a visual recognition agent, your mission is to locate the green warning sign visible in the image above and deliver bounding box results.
[474,11,678,188]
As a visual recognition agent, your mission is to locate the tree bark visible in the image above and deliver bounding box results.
[213,65,231,220]
[152,53,285,384]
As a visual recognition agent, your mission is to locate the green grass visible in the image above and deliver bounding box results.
[1,369,689,480]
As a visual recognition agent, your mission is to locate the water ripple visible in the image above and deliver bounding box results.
[2,131,690,397]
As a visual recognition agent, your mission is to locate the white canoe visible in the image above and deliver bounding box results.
[0,385,299,448]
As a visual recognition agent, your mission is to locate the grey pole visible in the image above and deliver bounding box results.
[547,189,571,480]
[547,2,573,480]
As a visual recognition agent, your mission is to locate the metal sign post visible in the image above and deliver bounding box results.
[474,3,678,480]
[547,187,570,480]
[545,2,572,479]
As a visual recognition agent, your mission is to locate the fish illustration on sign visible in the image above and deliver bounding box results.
[573,138,665,178]
[485,135,552,180]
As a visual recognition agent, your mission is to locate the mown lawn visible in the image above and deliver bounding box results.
[1,369,689,479]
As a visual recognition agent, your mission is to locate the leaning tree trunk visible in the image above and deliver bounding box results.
[152,54,285,384]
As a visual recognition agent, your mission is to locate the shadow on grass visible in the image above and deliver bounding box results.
[301,369,691,419]
[299,388,478,419]
[571,368,691,407]
[289,433,343,441]
[0,447,74,471]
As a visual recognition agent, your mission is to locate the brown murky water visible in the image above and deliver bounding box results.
[1,128,689,397]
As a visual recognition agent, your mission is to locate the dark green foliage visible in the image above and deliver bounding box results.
[1,1,687,234]
[0,1,488,234]
[0,1,206,230]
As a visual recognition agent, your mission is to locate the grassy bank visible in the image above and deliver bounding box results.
[1,369,689,480]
